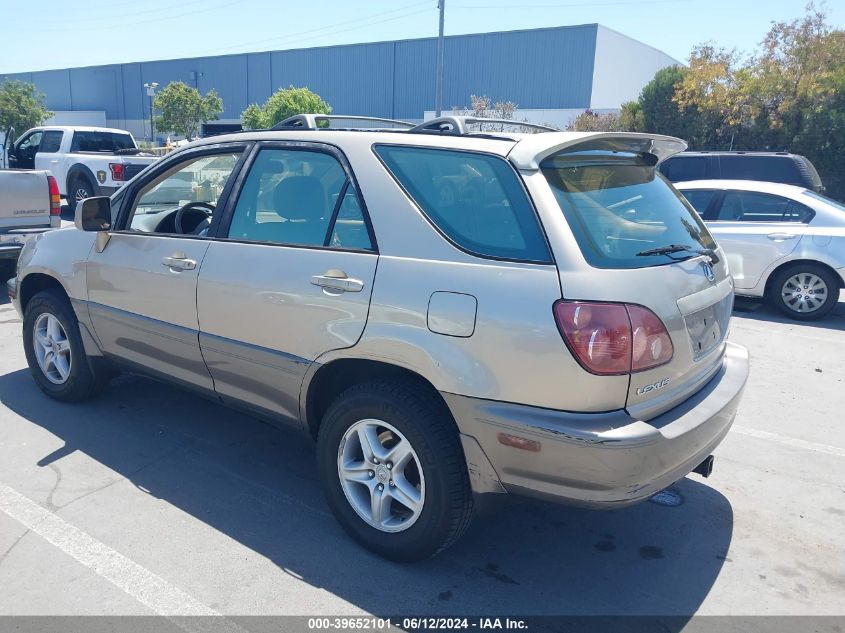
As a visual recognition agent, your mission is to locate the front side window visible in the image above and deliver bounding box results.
[127,152,241,234]
[716,191,804,222]
[228,148,372,250]
[542,152,716,269]
[374,145,550,262]
[17,131,43,154]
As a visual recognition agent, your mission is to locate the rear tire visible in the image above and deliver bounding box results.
[317,379,474,562]
[768,263,840,321]
[23,289,111,401]
[67,175,95,213]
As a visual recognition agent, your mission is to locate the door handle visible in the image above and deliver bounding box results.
[162,255,197,271]
[767,232,797,241]
[310,269,364,293]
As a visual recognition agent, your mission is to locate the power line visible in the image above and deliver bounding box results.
[452,0,691,8]
[194,2,432,57]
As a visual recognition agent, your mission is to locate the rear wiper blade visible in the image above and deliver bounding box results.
[636,243,720,264]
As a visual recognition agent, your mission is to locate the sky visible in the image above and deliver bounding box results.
[1,0,842,74]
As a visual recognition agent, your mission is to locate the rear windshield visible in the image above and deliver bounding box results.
[374,145,551,263]
[542,153,716,269]
[70,131,135,153]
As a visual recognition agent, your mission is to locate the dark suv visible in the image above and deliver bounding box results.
[660,151,824,192]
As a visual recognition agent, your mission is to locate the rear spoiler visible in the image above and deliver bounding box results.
[507,132,687,171]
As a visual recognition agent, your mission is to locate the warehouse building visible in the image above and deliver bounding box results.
[2,23,679,141]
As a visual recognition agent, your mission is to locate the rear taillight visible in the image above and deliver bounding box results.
[47,175,61,216]
[553,300,673,376]
[109,162,125,181]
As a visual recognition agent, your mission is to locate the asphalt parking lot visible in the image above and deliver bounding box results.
[0,288,843,619]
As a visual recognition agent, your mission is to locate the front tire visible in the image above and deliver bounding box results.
[317,380,474,562]
[768,263,840,321]
[23,289,111,401]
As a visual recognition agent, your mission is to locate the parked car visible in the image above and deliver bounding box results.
[7,115,749,561]
[0,169,61,281]
[677,180,845,320]
[660,151,824,193]
[3,126,158,211]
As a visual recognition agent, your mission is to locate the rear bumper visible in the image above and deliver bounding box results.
[836,267,845,286]
[444,342,749,508]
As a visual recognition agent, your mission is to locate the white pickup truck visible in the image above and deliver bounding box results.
[4,126,158,211]
[0,170,61,281]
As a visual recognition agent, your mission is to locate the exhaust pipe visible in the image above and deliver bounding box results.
[692,455,714,478]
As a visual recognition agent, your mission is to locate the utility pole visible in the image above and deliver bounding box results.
[435,0,445,117]
[144,82,159,146]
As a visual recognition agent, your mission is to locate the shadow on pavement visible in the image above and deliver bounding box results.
[733,294,845,331]
[0,367,733,619]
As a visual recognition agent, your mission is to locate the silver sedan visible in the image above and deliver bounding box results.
[677,179,845,320]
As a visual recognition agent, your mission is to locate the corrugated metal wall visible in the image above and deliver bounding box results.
[3,24,600,125]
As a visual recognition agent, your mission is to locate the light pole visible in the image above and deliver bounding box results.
[435,0,445,117]
[144,82,159,146]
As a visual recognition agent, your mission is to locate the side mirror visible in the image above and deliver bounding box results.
[75,197,112,232]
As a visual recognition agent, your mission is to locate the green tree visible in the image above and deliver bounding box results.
[618,101,644,132]
[241,86,331,129]
[0,79,52,140]
[153,81,223,140]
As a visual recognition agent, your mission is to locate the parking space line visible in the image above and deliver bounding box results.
[733,426,845,458]
[0,482,247,631]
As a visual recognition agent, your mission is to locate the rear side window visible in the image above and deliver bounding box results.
[374,145,550,263]
[680,189,717,214]
[662,156,707,182]
[39,131,64,153]
[70,131,135,153]
[716,191,812,222]
[542,153,716,270]
[719,156,803,186]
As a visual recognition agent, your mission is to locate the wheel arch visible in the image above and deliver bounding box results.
[301,358,454,439]
[66,163,99,196]
[763,258,845,298]
[18,272,70,314]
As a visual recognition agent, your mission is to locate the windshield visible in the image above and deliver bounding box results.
[541,153,716,269]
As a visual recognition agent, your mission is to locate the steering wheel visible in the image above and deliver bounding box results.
[174,201,215,235]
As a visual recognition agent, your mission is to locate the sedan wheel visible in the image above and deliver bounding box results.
[769,264,840,321]
[338,419,425,533]
[781,272,828,314]
[32,312,73,384]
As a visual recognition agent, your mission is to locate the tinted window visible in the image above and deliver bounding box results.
[229,149,371,250]
[716,191,799,222]
[719,155,803,186]
[542,154,715,269]
[680,189,717,214]
[662,156,707,182]
[128,152,241,234]
[375,145,550,262]
[39,131,64,153]
[784,202,814,223]
[16,131,42,152]
[71,131,135,153]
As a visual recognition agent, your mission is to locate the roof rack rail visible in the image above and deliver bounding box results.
[271,114,415,131]
[409,116,559,135]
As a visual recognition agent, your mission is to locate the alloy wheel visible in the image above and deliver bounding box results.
[33,312,72,384]
[337,419,425,533]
